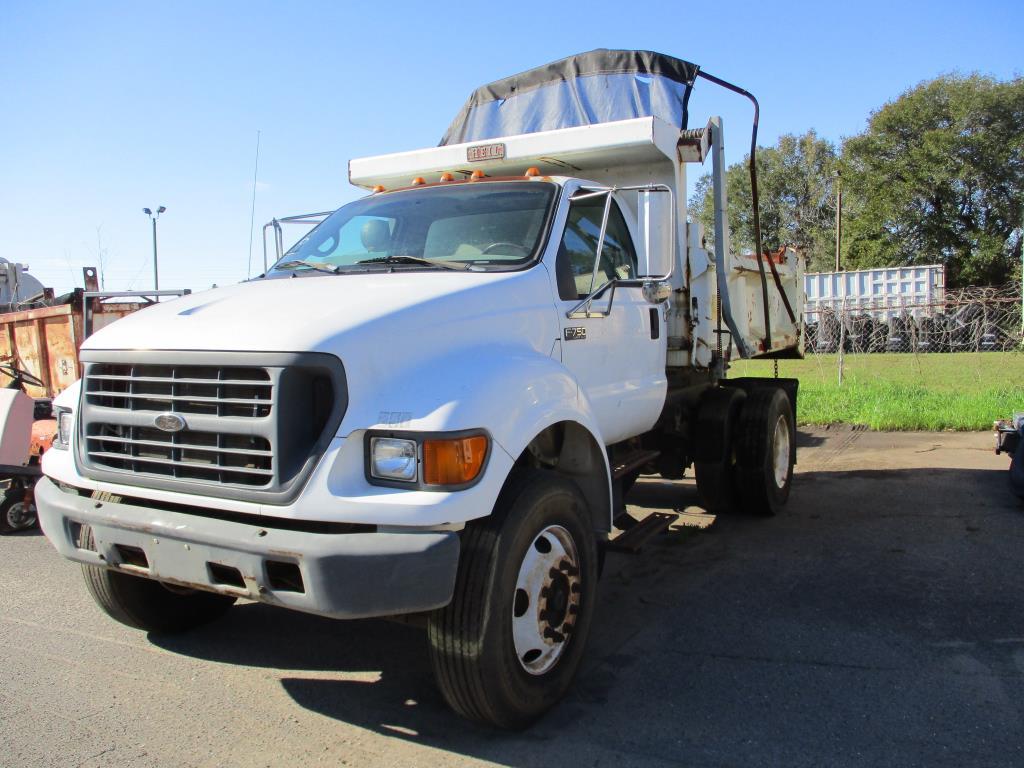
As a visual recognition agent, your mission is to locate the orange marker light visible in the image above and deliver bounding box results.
[439,172,454,182]
[411,177,426,186]
[525,167,540,177]
[470,170,487,180]
[372,185,386,193]
[423,435,488,486]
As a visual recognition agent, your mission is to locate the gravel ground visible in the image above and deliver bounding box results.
[2,426,1022,767]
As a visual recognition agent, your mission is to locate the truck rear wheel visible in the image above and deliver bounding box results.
[693,387,746,514]
[736,388,795,516]
[80,528,235,633]
[427,470,598,729]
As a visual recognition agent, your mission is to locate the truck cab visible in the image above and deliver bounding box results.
[37,49,803,729]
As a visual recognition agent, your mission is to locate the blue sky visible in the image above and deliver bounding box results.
[1,0,1020,295]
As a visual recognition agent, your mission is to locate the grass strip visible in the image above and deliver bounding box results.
[728,352,1024,431]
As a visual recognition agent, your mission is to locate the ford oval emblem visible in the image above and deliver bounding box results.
[154,413,186,433]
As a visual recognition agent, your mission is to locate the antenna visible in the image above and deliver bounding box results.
[246,130,262,279]
[96,225,106,290]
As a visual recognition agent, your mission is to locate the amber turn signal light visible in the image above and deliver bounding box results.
[423,435,488,486]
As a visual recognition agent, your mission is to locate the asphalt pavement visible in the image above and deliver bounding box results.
[2,426,1022,767]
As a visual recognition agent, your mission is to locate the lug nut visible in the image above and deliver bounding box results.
[543,627,565,643]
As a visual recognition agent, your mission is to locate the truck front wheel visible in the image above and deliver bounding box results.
[80,529,235,633]
[427,470,598,729]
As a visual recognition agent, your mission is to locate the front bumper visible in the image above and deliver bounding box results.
[36,478,460,620]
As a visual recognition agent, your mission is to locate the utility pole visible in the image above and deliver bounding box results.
[142,206,166,292]
[834,170,843,272]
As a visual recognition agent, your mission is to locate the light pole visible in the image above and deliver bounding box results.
[142,206,166,291]
[834,170,843,272]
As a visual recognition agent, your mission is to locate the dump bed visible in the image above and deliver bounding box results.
[0,300,143,399]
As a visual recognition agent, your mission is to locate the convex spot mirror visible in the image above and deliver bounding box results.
[642,279,672,304]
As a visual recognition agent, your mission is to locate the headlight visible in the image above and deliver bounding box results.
[53,408,74,450]
[366,431,490,488]
[369,437,418,482]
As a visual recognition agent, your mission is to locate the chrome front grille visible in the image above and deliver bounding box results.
[85,425,274,487]
[85,364,272,417]
[83,364,276,489]
[77,351,347,503]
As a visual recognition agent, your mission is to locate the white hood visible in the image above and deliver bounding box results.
[84,266,560,373]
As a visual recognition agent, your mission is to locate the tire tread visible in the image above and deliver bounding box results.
[736,387,794,516]
[427,469,595,729]
[79,527,235,633]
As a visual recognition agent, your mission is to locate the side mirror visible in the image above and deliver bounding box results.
[642,279,672,304]
[637,188,673,278]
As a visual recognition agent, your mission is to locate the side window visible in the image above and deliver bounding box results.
[555,196,638,300]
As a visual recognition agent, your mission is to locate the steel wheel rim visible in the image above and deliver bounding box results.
[772,414,791,488]
[6,501,36,530]
[512,524,581,676]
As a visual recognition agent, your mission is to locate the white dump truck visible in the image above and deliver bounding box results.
[38,50,803,728]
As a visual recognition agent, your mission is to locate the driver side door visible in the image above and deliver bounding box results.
[553,189,667,445]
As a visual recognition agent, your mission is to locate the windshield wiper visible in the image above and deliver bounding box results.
[355,255,470,271]
[274,259,341,274]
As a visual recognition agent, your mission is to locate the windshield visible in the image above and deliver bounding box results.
[269,182,557,275]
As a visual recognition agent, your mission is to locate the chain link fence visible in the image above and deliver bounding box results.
[804,282,1023,356]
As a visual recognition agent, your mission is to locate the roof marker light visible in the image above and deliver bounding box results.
[439,172,454,182]
[525,167,540,177]
[411,177,426,186]
[470,170,487,181]
[372,185,386,193]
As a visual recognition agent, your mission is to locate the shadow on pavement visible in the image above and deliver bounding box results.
[153,465,1024,766]
[796,427,830,448]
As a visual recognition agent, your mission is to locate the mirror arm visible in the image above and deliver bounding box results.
[566,280,618,319]
[586,192,615,298]
[563,183,677,319]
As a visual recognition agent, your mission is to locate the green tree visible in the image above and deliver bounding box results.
[843,74,1024,287]
[689,130,840,272]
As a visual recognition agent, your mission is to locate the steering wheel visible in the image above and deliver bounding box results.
[0,362,45,389]
[482,242,531,256]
